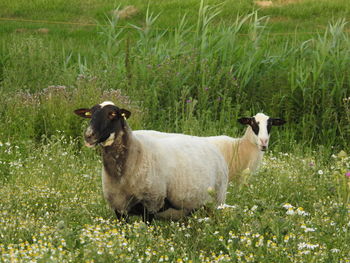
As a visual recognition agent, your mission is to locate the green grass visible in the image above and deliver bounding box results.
[0,137,349,262]
[0,0,350,262]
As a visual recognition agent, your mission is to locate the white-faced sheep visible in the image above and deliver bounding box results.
[135,113,286,181]
[206,113,286,181]
[74,101,228,221]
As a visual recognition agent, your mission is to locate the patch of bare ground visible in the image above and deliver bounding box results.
[15,28,50,34]
[37,28,49,34]
[112,5,139,20]
[255,0,302,8]
[254,1,273,8]
[15,28,28,33]
[277,0,302,4]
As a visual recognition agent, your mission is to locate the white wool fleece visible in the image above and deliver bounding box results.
[103,130,228,219]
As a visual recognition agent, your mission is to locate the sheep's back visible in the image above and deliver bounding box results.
[137,135,228,209]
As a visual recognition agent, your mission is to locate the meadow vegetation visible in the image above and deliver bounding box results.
[0,0,349,262]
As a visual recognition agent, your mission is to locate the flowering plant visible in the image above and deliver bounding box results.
[333,151,350,204]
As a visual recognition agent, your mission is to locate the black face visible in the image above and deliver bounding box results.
[269,118,286,127]
[250,118,259,135]
[238,117,259,135]
[238,116,286,136]
[267,119,272,134]
[74,103,131,146]
[90,105,122,144]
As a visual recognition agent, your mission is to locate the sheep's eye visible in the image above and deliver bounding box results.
[108,111,117,119]
[250,120,259,135]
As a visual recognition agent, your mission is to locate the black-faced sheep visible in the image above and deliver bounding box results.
[74,101,228,221]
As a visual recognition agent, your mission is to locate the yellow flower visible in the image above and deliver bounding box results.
[337,150,347,158]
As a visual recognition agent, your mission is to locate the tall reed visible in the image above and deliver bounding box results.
[0,2,349,152]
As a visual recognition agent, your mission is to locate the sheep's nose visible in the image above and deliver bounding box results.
[260,138,268,146]
[85,127,95,139]
[85,133,94,140]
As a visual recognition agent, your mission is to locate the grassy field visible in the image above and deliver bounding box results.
[0,0,350,262]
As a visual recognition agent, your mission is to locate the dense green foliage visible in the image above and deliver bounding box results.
[0,0,349,262]
[0,0,350,150]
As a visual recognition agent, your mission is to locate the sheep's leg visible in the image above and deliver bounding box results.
[129,203,154,223]
[160,198,178,211]
[143,212,154,223]
[155,208,188,220]
[114,210,128,221]
[128,198,178,223]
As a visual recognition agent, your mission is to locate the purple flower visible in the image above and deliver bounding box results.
[346,171,350,178]
[204,87,209,91]
[186,99,192,103]
[309,162,315,167]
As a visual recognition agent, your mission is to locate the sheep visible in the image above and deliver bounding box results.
[74,101,228,221]
[206,113,286,181]
[135,113,286,181]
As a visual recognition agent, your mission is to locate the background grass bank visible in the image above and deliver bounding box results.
[0,0,350,150]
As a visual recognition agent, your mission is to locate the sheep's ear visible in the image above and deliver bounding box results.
[119,109,131,119]
[74,108,92,119]
[238,117,253,125]
[270,118,286,126]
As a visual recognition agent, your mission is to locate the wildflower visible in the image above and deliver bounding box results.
[283,203,294,209]
[318,170,324,175]
[284,235,290,243]
[309,162,315,167]
[267,240,277,248]
[217,204,236,209]
[337,150,347,158]
[331,248,340,253]
[255,236,264,247]
[296,207,309,216]
[286,208,295,215]
[298,242,319,250]
[186,99,192,103]
[346,171,350,178]
[301,224,316,232]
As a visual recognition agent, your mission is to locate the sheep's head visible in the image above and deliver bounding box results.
[74,101,131,147]
[238,113,285,151]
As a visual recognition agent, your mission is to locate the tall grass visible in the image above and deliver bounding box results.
[0,2,349,152]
